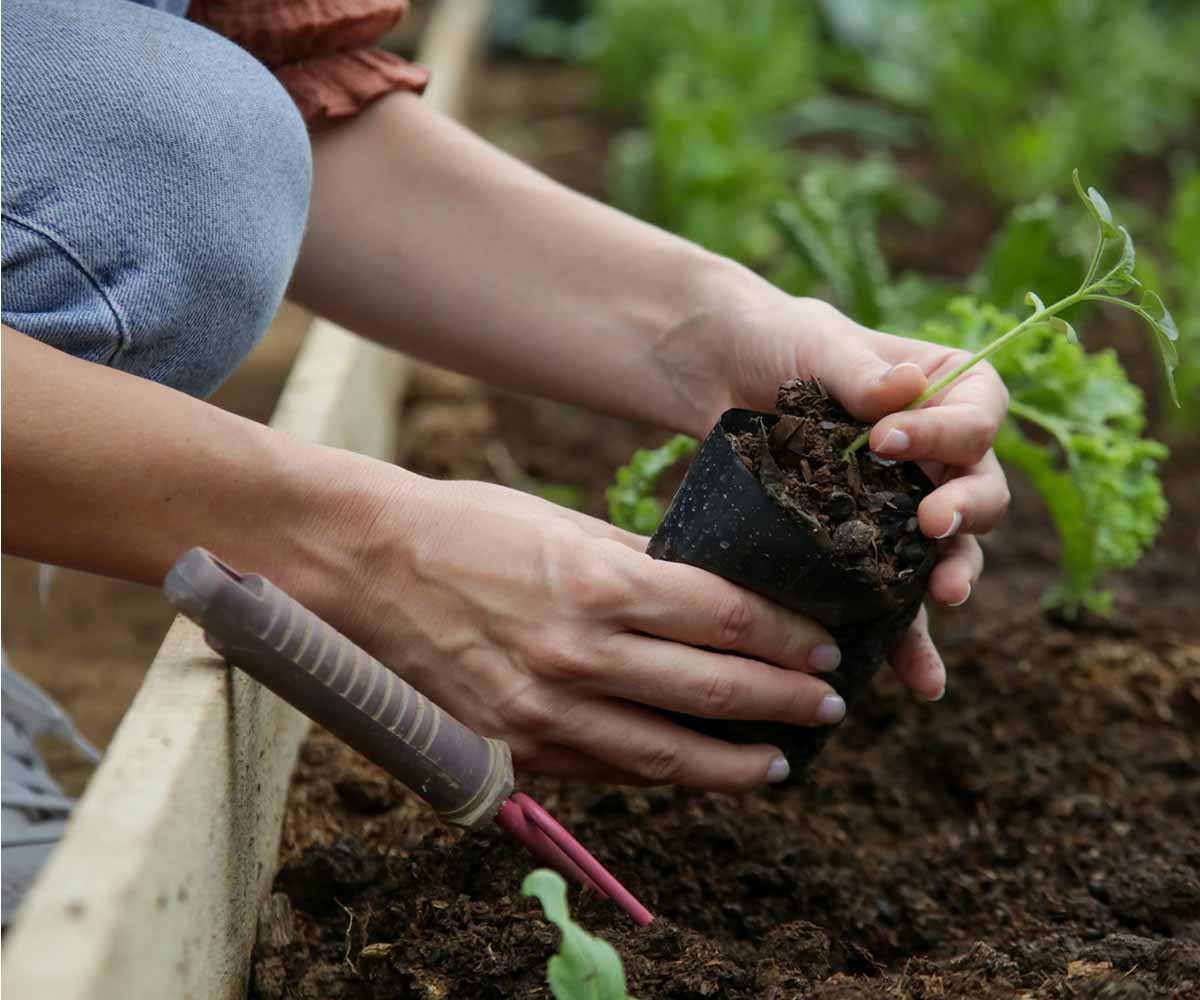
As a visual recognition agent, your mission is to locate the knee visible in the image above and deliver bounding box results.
[1,0,313,397]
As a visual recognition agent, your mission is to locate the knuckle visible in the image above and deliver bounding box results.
[699,670,741,717]
[713,596,753,650]
[634,742,684,784]
[569,556,629,617]
[968,415,995,456]
[504,690,556,733]
[525,630,589,682]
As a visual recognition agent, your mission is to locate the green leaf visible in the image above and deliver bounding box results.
[522,870,631,1000]
[1073,169,1119,239]
[1137,289,1181,407]
[1095,225,1140,294]
[1025,290,1046,312]
[606,435,697,533]
[1046,316,1078,344]
[972,197,1081,311]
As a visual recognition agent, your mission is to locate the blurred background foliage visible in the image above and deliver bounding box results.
[494,0,1197,615]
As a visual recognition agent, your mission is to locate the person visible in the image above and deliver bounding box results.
[1,0,1009,920]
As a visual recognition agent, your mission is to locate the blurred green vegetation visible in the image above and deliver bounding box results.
[506,0,1195,615]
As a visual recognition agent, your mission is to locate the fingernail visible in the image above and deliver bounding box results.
[816,694,846,725]
[949,583,971,608]
[881,362,922,384]
[808,644,841,672]
[935,510,963,539]
[921,665,947,702]
[766,755,791,784]
[875,428,911,456]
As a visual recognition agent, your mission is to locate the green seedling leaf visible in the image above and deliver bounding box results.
[1096,226,1140,294]
[1025,290,1046,312]
[1135,289,1181,407]
[1047,316,1078,344]
[1073,168,1119,239]
[523,870,632,1000]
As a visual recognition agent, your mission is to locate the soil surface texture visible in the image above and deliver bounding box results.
[253,608,1198,1000]
[730,379,930,587]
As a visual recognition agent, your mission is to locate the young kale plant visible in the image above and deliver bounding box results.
[522,869,633,1000]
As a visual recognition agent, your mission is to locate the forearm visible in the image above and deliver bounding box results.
[1,326,398,634]
[289,92,776,435]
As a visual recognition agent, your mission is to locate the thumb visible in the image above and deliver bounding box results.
[817,353,928,422]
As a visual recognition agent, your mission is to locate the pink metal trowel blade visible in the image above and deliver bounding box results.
[495,792,654,926]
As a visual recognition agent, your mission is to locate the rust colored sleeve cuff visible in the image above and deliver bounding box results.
[188,0,430,126]
[275,48,429,126]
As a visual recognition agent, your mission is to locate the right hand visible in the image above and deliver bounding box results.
[344,475,848,791]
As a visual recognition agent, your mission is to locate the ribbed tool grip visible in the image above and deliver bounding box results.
[163,547,513,829]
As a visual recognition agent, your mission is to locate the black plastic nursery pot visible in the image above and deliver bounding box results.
[648,407,937,780]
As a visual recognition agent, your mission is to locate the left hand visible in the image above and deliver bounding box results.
[654,295,1012,701]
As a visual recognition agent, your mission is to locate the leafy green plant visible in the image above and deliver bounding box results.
[820,0,1200,202]
[845,171,1180,456]
[769,156,940,328]
[837,173,1178,615]
[908,298,1167,616]
[522,869,633,1000]
[607,435,696,534]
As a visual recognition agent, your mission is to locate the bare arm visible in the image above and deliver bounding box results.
[1,325,382,627]
[289,91,761,435]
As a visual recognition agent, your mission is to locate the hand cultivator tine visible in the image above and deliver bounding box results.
[495,798,604,895]
[501,793,655,927]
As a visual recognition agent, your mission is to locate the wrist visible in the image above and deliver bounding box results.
[651,249,788,437]
[257,441,424,645]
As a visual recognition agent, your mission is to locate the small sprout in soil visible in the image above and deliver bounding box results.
[842,170,1181,459]
[522,869,634,1000]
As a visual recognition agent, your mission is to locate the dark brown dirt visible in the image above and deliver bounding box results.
[729,379,930,588]
[253,606,1199,1000]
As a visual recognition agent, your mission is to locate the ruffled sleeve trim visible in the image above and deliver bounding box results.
[274,48,429,126]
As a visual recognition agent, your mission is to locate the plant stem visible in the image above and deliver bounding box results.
[841,287,1090,459]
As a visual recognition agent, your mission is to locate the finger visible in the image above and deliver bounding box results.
[551,504,650,553]
[919,358,1009,429]
[929,535,983,607]
[621,558,839,672]
[870,403,999,468]
[888,605,946,701]
[917,450,1010,538]
[558,699,793,791]
[791,302,929,420]
[593,633,845,726]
